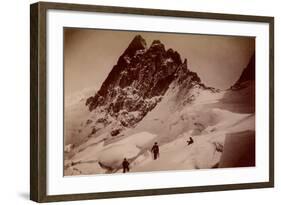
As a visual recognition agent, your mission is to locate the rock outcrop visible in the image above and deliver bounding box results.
[231,54,255,90]
[85,35,213,129]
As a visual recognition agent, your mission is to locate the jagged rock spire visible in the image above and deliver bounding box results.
[86,35,205,123]
[123,35,147,57]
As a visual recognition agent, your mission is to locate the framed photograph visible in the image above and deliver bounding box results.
[30,1,274,202]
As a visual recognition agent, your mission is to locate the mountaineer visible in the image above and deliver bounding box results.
[187,136,194,146]
[151,142,160,160]
[122,158,130,173]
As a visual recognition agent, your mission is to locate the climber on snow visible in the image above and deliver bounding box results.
[122,158,130,173]
[151,142,160,160]
[187,136,194,146]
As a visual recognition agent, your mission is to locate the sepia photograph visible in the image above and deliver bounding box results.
[63,28,255,176]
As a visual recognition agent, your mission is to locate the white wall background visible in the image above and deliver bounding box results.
[0,0,279,204]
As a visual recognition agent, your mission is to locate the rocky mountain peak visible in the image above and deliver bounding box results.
[123,35,147,57]
[148,40,165,52]
[151,39,162,45]
[86,35,209,130]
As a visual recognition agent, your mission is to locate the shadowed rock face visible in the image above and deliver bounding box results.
[219,131,255,168]
[231,54,255,90]
[86,35,207,127]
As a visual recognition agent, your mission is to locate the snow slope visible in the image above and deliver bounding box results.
[64,88,96,146]
[64,82,255,175]
[64,132,157,175]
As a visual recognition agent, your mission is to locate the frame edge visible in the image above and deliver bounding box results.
[38,1,274,22]
[30,2,40,202]
[30,2,49,203]
[30,1,275,202]
[269,17,274,188]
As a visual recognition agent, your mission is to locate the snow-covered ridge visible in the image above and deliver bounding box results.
[65,72,255,175]
[65,105,254,175]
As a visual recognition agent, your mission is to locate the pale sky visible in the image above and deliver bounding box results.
[64,28,255,97]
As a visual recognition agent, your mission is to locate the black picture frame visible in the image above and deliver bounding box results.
[30,1,274,202]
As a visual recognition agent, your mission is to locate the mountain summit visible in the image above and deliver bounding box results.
[86,35,211,129]
[123,35,147,57]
